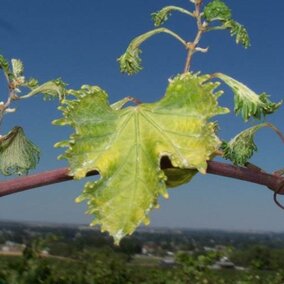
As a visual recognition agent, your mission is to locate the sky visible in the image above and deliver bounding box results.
[0,0,283,232]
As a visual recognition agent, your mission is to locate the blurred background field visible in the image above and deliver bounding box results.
[1,221,284,283]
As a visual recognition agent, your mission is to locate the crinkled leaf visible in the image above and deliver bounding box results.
[152,9,171,27]
[11,59,24,78]
[214,73,282,121]
[151,6,194,27]
[23,79,67,101]
[221,123,268,166]
[117,46,142,75]
[0,54,13,80]
[0,55,10,74]
[118,28,186,75]
[25,78,39,88]
[117,29,162,75]
[11,59,25,92]
[258,93,282,115]
[204,0,250,49]
[223,19,250,48]
[0,127,40,176]
[54,73,228,244]
[204,0,231,22]
[0,57,25,87]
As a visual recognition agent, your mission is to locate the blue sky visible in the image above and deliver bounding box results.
[0,0,283,232]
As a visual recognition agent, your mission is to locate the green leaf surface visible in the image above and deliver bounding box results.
[11,59,24,78]
[0,55,10,74]
[152,8,172,27]
[118,46,142,75]
[221,123,268,166]
[54,73,228,244]
[214,73,282,121]
[223,19,250,48]
[118,28,186,75]
[163,168,197,188]
[151,6,194,27]
[204,0,231,22]
[221,122,283,166]
[10,59,25,88]
[0,55,13,81]
[0,127,40,176]
[204,1,250,48]
[22,79,67,101]
[25,78,39,88]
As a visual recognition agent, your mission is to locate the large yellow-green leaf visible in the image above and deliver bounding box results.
[54,73,229,244]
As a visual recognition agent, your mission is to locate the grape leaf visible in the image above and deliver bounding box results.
[151,6,194,27]
[0,127,40,176]
[163,168,197,188]
[152,8,172,27]
[214,73,282,121]
[54,73,229,244]
[204,0,232,22]
[25,78,39,88]
[11,59,24,78]
[223,19,250,48]
[221,123,282,166]
[204,1,250,48]
[22,79,67,101]
[118,28,186,75]
[118,46,142,75]
[221,124,265,166]
[10,59,26,88]
[0,55,11,75]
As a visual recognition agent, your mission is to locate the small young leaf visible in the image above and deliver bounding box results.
[152,8,171,27]
[22,79,67,101]
[0,55,10,74]
[118,28,186,75]
[25,78,39,88]
[11,59,24,78]
[54,73,228,244]
[0,55,13,80]
[0,127,40,176]
[223,19,250,48]
[204,0,232,22]
[258,93,282,115]
[214,73,282,121]
[117,46,142,75]
[204,1,250,48]
[11,59,26,92]
[151,6,194,27]
[221,123,268,166]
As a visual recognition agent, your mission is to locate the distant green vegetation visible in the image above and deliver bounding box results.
[231,245,284,271]
[1,222,284,283]
[1,245,284,284]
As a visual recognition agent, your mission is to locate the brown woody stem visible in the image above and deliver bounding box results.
[0,161,283,198]
[183,0,206,73]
